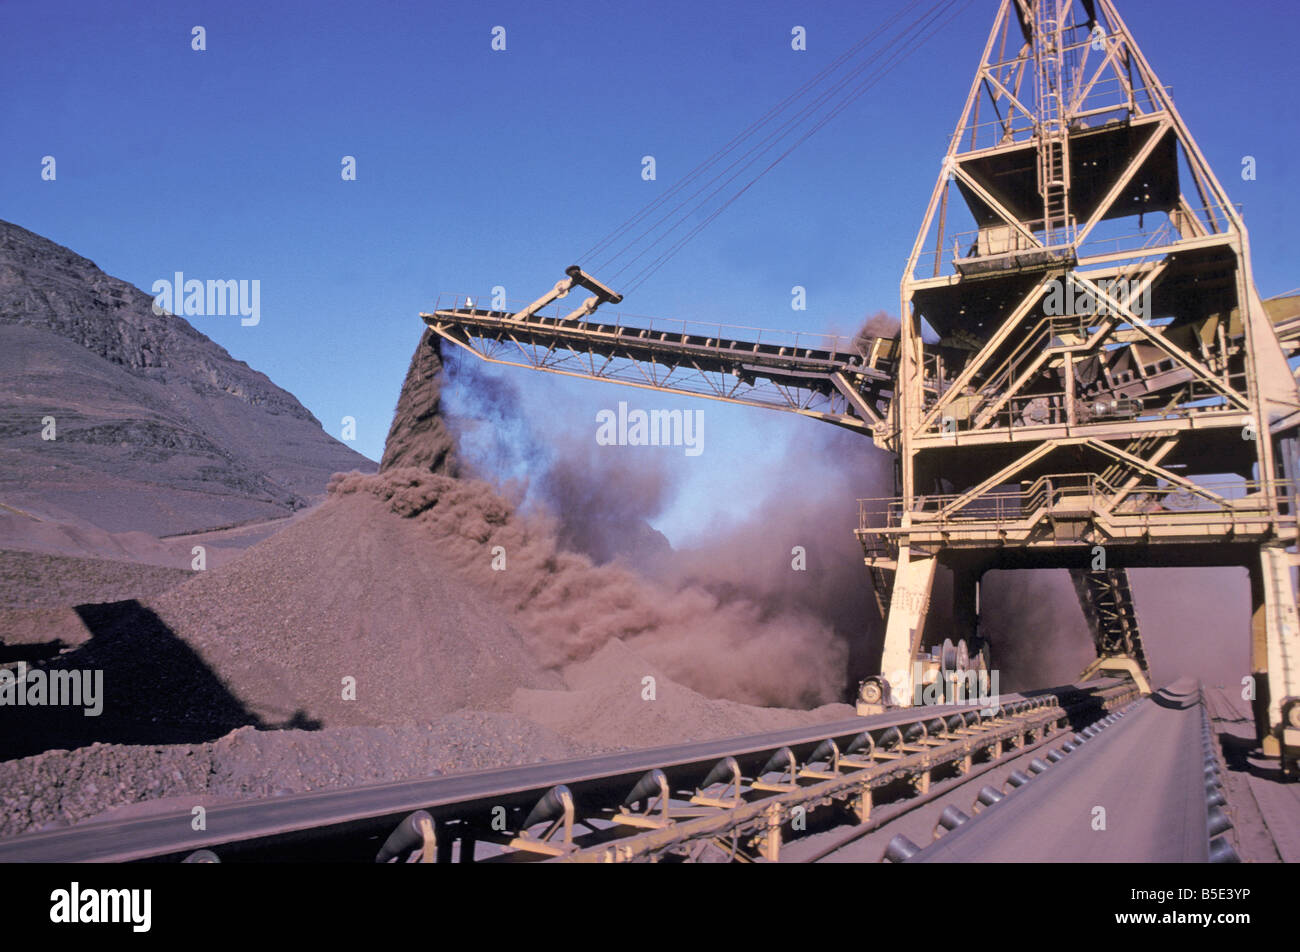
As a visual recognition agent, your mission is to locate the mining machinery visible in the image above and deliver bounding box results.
[422,0,1300,764]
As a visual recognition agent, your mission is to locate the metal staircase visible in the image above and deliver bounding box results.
[1070,566,1148,671]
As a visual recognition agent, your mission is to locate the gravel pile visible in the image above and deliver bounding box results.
[0,548,192,610]
[0,316,858,839]
[0,711,578,838]
[514,640,855,752]
[145,492,564,731]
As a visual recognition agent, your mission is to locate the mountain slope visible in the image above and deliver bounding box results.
[0,219,373,537]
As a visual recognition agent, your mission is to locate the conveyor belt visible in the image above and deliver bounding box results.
[0,682,1130,863]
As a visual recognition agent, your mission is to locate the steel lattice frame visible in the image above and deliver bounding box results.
[880,0,1300,753]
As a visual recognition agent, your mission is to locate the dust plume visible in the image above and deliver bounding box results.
[329,467,849,707]
[855,309,900,346]
[438,344,547,489]
[640,426,892,697]
[974,570,1097,691]
[381,321,900,707]
[527,425,894,701]
[1129,567,1250,688]
[533,435,675,566]
[385,316,1128,707]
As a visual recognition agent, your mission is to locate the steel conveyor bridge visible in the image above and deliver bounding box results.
[424,281,898,436]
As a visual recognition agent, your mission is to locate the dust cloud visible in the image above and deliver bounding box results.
[396,313,1234,707]
[330,466,852,707]
[370,325,910,707]
[975,570,1097,691]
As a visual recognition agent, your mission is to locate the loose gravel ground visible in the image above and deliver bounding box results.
[0,711,579,838]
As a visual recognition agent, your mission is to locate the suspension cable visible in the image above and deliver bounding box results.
[578,0,929,266]
[619,0,972,294]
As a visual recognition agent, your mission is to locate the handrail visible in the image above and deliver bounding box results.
[912,198,1240,281]
[858,477,1298,533]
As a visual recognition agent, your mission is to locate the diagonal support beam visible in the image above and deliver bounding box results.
[937,440,1072,518]
[832,372,884,427]
[919,272,1058,433]
[961,262,1168,431]
[980,68,1035,123]
[1087,437,1228,506]
[1070,31,1131,113]
[1073,118,1171,248]
[950,164,1043,247]
[1099,435,1177,513]
[1072,272,1249,408]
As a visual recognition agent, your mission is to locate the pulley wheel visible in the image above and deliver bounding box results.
[940,638,957,675]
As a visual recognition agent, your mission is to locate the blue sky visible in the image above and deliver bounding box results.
[4,0,1298,544]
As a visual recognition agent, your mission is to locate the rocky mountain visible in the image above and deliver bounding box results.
[0,219,373,539]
